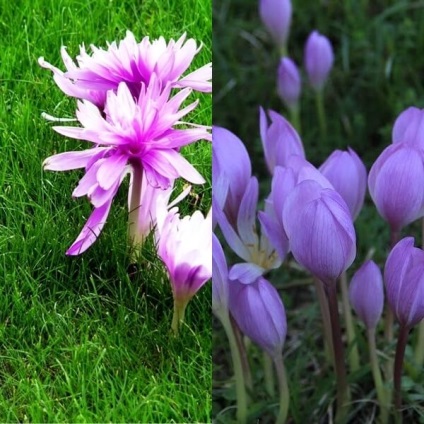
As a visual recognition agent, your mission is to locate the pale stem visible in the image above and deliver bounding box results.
[231,315,253,391]
[367,327,389,424]
[128,165,144,261]
[171,298,188,334]
[340,271,360,373]
[274,354,289,424]
[325,282,350,424]
[315,89,327,139]
[264,351,275,397]
[288,104,301,135]
[394,325,409,423]
[221,314,248,424]
[314,278,335,369]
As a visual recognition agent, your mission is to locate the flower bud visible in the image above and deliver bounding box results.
[304,31,334,91]
[384,237,424,328]
[229,276,287,358]
[392,106,424,147]
[319,147,367,220]
[349,260,384,329]
[259,108,305,174]
[283,180,356,284]
[368,143,424,232]
[277,57,301,109]
[259,0,292,52]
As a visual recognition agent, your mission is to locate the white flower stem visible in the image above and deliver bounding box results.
[171,298,188,335]
[221,314,248,424]
[128,165,143,261]
[264,351,275,397]
[274,355,289,424]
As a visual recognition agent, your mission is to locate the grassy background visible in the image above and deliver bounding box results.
[213,0,424,422]
[0,0,211,422]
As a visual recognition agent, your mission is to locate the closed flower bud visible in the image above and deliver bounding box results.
[392,106,424,147]
[349,260,384,329]
[319,147,367,220]
[384,237,424,328]
[283,180,356,284]
[277,57,301,110]
[304,31,334,91]
[368,143,424,232]
[259,0,292,52]
[259,108,305,174]
[229,276,287,358]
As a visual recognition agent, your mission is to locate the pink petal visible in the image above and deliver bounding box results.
[96,152,128,190]
[43,148,109,171]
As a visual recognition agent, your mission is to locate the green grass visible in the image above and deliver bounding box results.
[0,0,211,422]
[214,0,424,422]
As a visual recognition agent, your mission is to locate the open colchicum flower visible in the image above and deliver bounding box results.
[43,80,209,255]
[38,31,212,107]
[156,207,212,333]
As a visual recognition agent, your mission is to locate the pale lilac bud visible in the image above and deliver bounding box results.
[384,237,424,328]
[368,143,424,232]
[259,0,292,52]
[349,260,384,329]
[277,57,301,109]
[213,126,252,227]
[283,180,356,284]
[259,108,305,174]
[229,276,287,358]
[392,106,424,148]
[304,30,334,91]
[319,147,367,220]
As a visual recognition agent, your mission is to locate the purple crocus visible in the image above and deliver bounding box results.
[259,108,305,174]
[216,176,282,284]
[392,106,424,147]
[38,31,212,107]
[213,126,252,227]
[283,179,356,284]
[319,147,367,220]
[349,260,384,329]
[229,276,287,359]
[156,207,212,333]
[277,57,301,110]
[368,142,424,233]
[43,80,209,254]
[259,0,292,53]
[384,237,424,328]
[304,31,334,91]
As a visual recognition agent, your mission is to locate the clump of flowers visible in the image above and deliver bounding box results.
[40,31,212,333]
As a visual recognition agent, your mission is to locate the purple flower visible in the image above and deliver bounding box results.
[216,177,282,284]
[349,260,384,329]
[259,0,292,52]
[368,143,424,232]
[229,276,287,358]
[259,108,305,174]
[258,166,295,260]
[43,81,208,254]
[156,207,212,306]
[304,31,334,91]
[283,180,356,284]
[277,57,301,109]
[392,106,424,147]
[384,237,424,328]
[212,234,229,320]
[38,31,211,107]
[319,148,367,220]
[213,126,252,227]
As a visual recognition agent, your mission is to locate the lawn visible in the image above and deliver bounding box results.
[213,0,424,422]
[0,0,211,422]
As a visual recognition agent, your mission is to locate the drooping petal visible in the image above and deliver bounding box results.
[43,147,109,171]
